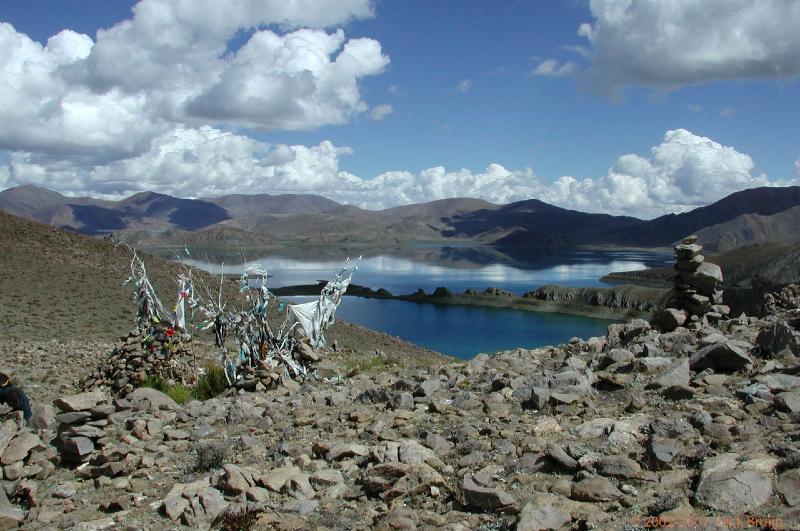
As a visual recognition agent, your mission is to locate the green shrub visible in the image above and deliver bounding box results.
[140,376,193,404]
[165,384,193,404]
[139,363,227,404]
[344,355,390,376]
[193,364,228,400]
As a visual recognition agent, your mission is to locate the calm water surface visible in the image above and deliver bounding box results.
[287,295,616,359]
[181,246,670,293]
[175,245,671,359]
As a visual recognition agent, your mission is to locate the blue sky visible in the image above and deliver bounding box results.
[0,0,798,218]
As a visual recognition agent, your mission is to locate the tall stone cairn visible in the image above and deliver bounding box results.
[670,235,729,317]
[653,235,729,331]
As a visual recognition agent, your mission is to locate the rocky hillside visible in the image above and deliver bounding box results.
[695,205,800,252]
[1,206,800,529]
[0,210,441,363]
[608,240,800,285]
[595,185,800,248]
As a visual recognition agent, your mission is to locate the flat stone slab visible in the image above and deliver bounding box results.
[695,469,772,514]
[130,388,178,411]
[777,469,800,507]
[53,391,106,413]
[653,359,690,388]
[1,432,43,465]
[517,502,571,531]
[462,474,516,511]
[571,477,623,502]
[776,391,800,414]
[0,421,17,457]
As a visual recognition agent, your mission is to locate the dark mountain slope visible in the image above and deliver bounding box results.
[114,192,230,230]
[205,193,341,218]
[442,198,642,246]
[0,184,68,218]
[3,184,800,250]
[695,205,800,252]
[596,186,800,247]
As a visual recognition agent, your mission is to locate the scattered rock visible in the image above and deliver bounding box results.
[517,502,571,531]
[689,342,753,373]
[462,474,516,511]
[571,477,623,502]
[694,454,774,513]
[777,468,800,507]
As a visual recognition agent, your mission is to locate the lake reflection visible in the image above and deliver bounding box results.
[176,245,671,294]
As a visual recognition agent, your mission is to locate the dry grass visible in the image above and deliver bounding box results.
[0,210,448,363]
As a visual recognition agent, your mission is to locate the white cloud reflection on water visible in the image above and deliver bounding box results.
[180,248,667,293]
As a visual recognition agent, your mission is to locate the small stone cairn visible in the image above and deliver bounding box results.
[0,409,58,526]
[230,339,321,392]
[655,235,729,331]
[82,323,197,397]
[53,391,112,467]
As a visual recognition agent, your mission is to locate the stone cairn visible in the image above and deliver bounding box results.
[228,338,321,392]
[655,235,729,331]
[82,323,197,397]
[0,410,58,525]
[53,391,114,468]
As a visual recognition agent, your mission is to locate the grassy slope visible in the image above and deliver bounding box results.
[0,210,446,365]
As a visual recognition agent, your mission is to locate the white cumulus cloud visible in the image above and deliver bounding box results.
[369,104,393,121]
[0,0,386,165]
[455,79,472,92]
[1,127,786,219]
[543,129,774,218]
[532,59,577,78]
[581,0,800,93]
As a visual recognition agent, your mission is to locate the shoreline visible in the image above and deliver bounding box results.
[271,282,668,321]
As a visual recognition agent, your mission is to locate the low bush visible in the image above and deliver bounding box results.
[140,376,193,404]
[193,364,227,400]
[140,363,227,404]
[194,442,228,472]
[211,503,260,531]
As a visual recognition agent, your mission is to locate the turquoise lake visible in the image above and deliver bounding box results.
[286,295,618,359]
[180,245,672,359]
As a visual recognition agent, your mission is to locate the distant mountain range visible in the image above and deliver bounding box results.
[2,184,799,250]
[0,185,231,234]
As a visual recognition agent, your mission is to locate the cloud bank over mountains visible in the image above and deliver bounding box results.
[0,0,797,220]
[3,125,777,219]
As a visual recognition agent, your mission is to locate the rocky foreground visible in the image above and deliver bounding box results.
[0,282,797,530]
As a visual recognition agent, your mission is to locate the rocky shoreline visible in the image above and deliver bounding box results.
[272,282,668,321]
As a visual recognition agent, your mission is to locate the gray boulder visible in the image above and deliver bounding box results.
[689,342,753,373]
[130,387,178,411]
[755,321,798,357]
